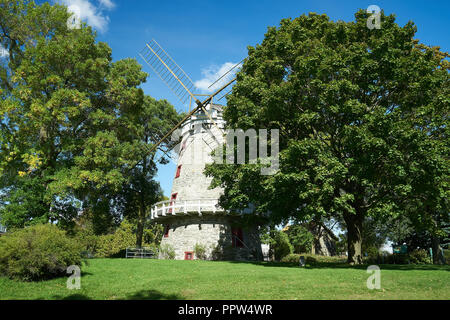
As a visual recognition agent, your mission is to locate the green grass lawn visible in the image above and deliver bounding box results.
[0,259,449,300]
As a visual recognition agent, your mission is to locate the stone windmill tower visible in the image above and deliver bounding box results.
[140,40,263,260]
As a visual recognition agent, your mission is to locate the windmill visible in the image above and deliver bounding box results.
[139,39,263,261]
[138,40,240,154]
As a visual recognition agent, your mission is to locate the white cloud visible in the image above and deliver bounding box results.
[60,0,115,33]
[0,44,9,58]
[98,0,115,10]
[195,62,242,93]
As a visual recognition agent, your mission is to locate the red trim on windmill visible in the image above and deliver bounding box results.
[168,193,178,214]
[175,165,182,178]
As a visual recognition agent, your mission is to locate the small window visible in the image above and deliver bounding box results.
[168,193,178,214]
[175,165,182,178]
[184,251,194,260]
[231,228,244,248]
[164,225,170,238]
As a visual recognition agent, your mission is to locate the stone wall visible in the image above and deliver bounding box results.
[171,105,225,201]
[158,215,262,261]
[157,104,263,261]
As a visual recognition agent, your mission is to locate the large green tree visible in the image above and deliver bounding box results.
[0,1,179,235]
[116,96,182,246]
[0,1,71,92]
[206,11,449,264]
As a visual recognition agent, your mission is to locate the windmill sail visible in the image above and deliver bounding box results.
[207,59,244,90]
[138,39,238,156]
[139,39,198,106]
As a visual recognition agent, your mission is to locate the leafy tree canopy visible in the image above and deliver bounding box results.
[206,10,449,264]
[0,1,182,235]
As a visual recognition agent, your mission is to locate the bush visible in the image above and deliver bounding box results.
[159,243,175,260]
[365,246,380,261]
[305,256,317,265]
[194,243,207,260]
[273,231,293,261]
[365,251,433,265]
[95,220,136,258]
[74,223,98,258]
[388,253,409,264]
[280,254,301,263]
[210,244,224,261]
[363,247,382,264]
[409,249,430,264]
[0,224,83,281]
[74,219,162,258]
[144,243,159,255]
[280,253,346,264]
[286,225,314,253]
[444,249,450,265]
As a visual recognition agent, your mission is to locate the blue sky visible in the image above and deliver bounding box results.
[49,0,449,197]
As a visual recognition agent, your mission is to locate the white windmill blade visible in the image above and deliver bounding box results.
[207,59,244,90]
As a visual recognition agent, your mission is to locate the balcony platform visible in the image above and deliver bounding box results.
[150,199,225,220]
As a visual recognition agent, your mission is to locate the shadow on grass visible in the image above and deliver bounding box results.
[49,290,183,300]
[126,290,183,300]
[79,271,94,277]
[226,260,449,271]
[50,294,91,300]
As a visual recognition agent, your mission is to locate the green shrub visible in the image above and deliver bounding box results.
[365,246,380,261]
[314,255,347,263]
[74,224,98,258]
[0,224,83,281]
[74,219,163,258]
[381,251,431,265]
[273,231,293,261]
[286,225,314,253]
[210,244,224,261]
[366,252,432,265]
[159,243,175,260]
[409,249,430,264]
[444,249,450,265]
[305,256,317,265]
[194,243,207,260]
[95,220,136,258]
[363,247,382,264]
[144,243,159,254]
[280,253,346,264]
[280,253,301,263]
[388,253,409,264]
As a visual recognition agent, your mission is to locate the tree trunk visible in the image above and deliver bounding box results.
[136,204,145,248]
[431,235,444,265]
[343,212,364,265]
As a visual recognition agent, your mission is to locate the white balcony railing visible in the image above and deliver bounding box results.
[150,199,224,220]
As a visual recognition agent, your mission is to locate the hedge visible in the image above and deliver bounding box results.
[0,224,83,281]
[280,253,347,264]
